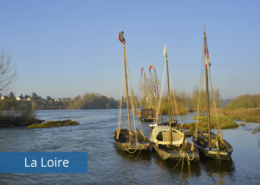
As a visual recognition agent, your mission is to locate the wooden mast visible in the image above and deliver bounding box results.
[123,44,132,141]
[154,68,163,124]
[164,45,172,146]
[204,26,211,149]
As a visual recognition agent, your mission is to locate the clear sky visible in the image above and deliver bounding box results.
[0,0,259,100]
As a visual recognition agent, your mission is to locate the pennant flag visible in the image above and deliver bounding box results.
[163,44,167,57]
[141,67,144,78]
[204,33,211,68]
[117,31,126,44]
[148,65,154,75]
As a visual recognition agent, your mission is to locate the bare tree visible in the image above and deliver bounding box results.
[0,47,17,93]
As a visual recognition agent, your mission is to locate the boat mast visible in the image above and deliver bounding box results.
[123,44,132,140]
[164,45,172,146]
[154,68,163,124]
[204,26,211,149]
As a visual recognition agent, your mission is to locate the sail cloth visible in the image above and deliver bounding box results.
[204,32,211,68]
[118,31,126,44]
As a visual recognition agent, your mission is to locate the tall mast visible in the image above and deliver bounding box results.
[123,44,132,140]
[154,68,163,124]
[204,26,211,148]
[164,44,172,146]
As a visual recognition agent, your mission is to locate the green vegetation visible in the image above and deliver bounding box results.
[0,92,126,110]
[27,120,79,128]
[221,108,260,123]
[183,115,239,135]
[225,94,260,109]
[183,117,187,119]
[0,100,36,128]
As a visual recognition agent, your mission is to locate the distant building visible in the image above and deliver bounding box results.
[16,96,25,101]
[26,97,31,101]
[0,95,8,100]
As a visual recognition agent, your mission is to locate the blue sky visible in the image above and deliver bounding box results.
[0,0,259,99]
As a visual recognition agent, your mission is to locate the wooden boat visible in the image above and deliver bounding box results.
[192,132,233,160]
[192,26,233,160]
[113,31,152,153]
[138,67,156,122]
[150,44,200,161]
[151,126,200,161]
[139,108,156,122]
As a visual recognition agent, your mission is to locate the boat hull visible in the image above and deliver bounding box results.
[114,129,151,153]
[154,144,200,161]
[192,133,233,160]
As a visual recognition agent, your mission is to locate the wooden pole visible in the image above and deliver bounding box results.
[165,52,172,146]
[154,68,163,124]
[205,66,211,149]
[204,30,211,148]
[124,44,132,142]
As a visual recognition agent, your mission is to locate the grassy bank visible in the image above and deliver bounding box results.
[27,120,79,128]
[220,108,260,123]
[183,115,239,135]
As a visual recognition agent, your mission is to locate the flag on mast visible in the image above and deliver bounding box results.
[148,65,154,75]
[141,67,144,78]
[204,33,211,68]
[117,31,125,44]
[163,44,167,57]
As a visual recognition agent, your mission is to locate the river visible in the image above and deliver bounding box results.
[0,109,259,184]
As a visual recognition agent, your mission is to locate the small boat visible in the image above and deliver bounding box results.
[113,31,152,153]
[138,67,156,122]
[139,108,156,122]
[192,26,233,160]
[151,126,200,161]
[192,132,233,160]
[150,44,200,161]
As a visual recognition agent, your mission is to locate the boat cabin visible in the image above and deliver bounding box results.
[140,108,155,122]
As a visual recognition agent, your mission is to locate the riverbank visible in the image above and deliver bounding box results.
[220,108,260,123]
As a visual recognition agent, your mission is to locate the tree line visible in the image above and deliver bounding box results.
[225,94,260,108]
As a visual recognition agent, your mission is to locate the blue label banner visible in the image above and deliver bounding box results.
[0,152,88,173]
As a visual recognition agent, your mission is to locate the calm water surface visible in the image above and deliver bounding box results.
[0,109,259,184]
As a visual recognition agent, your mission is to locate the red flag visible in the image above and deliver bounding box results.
[204,33,211,68]
[141,67,144,78]
[148,65,154,75]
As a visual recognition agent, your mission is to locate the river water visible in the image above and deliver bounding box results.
[0,109,259,184]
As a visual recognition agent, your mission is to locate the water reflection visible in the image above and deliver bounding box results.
[114,144,153,162]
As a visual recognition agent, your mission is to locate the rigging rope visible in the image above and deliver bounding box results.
[118,52,125,127]
[195,38,205,138]
[208,67,222,137]
[155,62,166,125]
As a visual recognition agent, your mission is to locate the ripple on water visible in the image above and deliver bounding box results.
[0,109,260,184]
